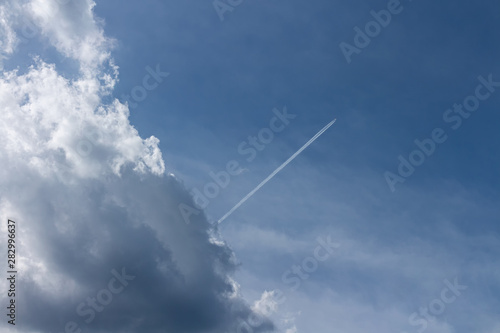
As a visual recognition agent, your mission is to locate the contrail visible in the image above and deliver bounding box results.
[217,118,336,224]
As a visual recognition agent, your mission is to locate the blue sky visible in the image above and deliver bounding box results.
[1,0,499,332]
[95,0,500,193]
[103,0,500,331]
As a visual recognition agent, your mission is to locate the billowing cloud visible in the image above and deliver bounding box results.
[0,1,275,332]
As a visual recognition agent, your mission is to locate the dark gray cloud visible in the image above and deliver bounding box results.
[1,169,273,333]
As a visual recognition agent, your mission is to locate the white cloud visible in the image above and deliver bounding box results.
[0,60,164,178]
[253,290,280,316]
[0,1,275,332]
[27,0,114,72]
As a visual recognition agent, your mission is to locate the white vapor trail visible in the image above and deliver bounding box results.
[217,118,337,224]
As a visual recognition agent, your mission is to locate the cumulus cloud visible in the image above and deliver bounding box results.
[0,1,275,332]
